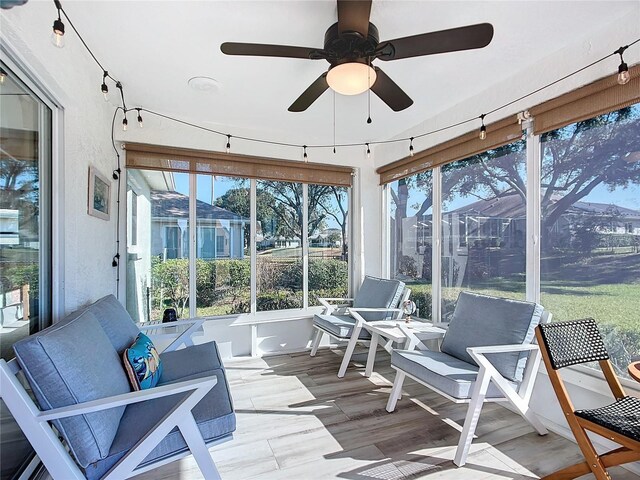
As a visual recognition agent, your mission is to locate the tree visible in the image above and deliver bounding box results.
[389,106,640,262]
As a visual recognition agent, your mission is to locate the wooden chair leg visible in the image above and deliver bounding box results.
[454,367,491,467]
[338,324,362,378]
[310,329,323,357]
[386,371,405,412]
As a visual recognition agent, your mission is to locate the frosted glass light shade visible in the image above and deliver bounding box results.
[326,62,376,95]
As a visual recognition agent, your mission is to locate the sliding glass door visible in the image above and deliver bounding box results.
[0,62,52,479]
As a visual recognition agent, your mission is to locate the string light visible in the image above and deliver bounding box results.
[366,143,371,159]
[136,108,143,128]
[615,46,630,85]
[303,145,308,162]
[0,67,6,84]
[112,167,121,180]
[101,71,109,101]
[226,134,231,153]
[122,114,128,131]
[51,0,65,48]
[49,1,638,163]
[479,114,487,140]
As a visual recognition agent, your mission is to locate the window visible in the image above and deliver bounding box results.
[0,61,52,480]
[440,142,527,320]
[196,175,250,316]
[256,180,303,311]
[126,170,350,318]
[540,105,640,377]
[388,171,433,319]
[308,185,349,306]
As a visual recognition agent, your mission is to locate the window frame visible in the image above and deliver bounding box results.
[125,171,352,320]
[384,109,640,392]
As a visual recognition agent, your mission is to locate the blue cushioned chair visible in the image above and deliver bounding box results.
[0,295,234,480]
[385,291,551,467]
[310,275,410,378]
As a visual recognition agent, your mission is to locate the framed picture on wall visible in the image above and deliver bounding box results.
[88,166,111,220]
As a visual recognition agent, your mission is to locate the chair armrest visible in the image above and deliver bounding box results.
[348,308,402,313]
[466,344,538,355]
[37,375,217,422]
[348,307,404,324]
[138,318,204,331]
[140,318,205,353]
[318,298,354,313]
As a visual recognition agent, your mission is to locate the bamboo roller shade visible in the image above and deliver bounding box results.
[377,64,639,185]
[377,116,522,185]
[124,143,353,187]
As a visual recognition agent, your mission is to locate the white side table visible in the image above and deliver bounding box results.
[362,321,446,377]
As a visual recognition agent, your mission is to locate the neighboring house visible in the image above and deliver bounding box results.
[309,227,342,247]
[151,190,248,259]
[257,235,301,250]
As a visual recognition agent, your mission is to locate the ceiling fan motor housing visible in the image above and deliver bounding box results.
[320,22,380,65]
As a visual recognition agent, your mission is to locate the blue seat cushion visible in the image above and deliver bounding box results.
[159,341,223,384]
[391,349,514,400]
[352,276,405,321]
[313,314,371,340]
[440,292,544,382]
[84,342,236,480]
[13,311,131,468]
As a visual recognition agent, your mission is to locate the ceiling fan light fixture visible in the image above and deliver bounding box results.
[326,62,376,96]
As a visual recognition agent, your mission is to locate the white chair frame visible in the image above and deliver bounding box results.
[385,311,551,467]
[0,319,229,480]
[310,289,411,378]
[139,317,205,352]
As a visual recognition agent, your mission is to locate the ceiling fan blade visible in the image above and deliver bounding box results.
[371,67,413,112]
[337,0,372,36]
[221,42,318,59]
[288,73,329,112]
[378,23,494,61]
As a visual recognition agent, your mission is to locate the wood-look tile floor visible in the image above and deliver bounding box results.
[133,348,640,480]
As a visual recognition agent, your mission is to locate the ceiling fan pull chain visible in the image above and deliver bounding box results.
[367,56,372,124]
[333,90,337,154]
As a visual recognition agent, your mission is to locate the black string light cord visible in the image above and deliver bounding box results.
[110,107,123,293]
[51,0,638,283]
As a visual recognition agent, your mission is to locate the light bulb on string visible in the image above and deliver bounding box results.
[366,143,371,159]
[136,108,143,128]
[101,71,109,101]
[51,0,65,48]
[615,46,630,85]
[479,114,487,140]
[303,145,308,162]
[226,135,231,153]
[122,115,128,132]
[0,68,6,84]
[409,137,414,157]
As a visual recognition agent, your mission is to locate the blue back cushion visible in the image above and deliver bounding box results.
[13,310,132,468]
[352,276,405,321]
[440,291,544,382]
[123,333,163,390]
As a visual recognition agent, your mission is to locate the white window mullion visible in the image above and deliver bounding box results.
[188,173,197,318]
[250,179,257,314]
[381,184,390,279]
[302,184,309,309]
[525,120,541,304]
[432,166,442,323]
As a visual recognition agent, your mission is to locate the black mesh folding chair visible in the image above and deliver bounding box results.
[536,319,640,480]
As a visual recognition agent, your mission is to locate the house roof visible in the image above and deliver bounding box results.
[445,192,640,219]
[151,190,248,222]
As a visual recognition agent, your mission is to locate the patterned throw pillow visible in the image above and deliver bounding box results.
[123,333,163,390]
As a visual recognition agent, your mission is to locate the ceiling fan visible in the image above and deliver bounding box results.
[221,0,493,112]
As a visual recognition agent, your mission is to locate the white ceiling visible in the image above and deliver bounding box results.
[37,1,640,146]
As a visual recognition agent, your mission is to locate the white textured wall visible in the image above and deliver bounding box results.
[1,4,122,315]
